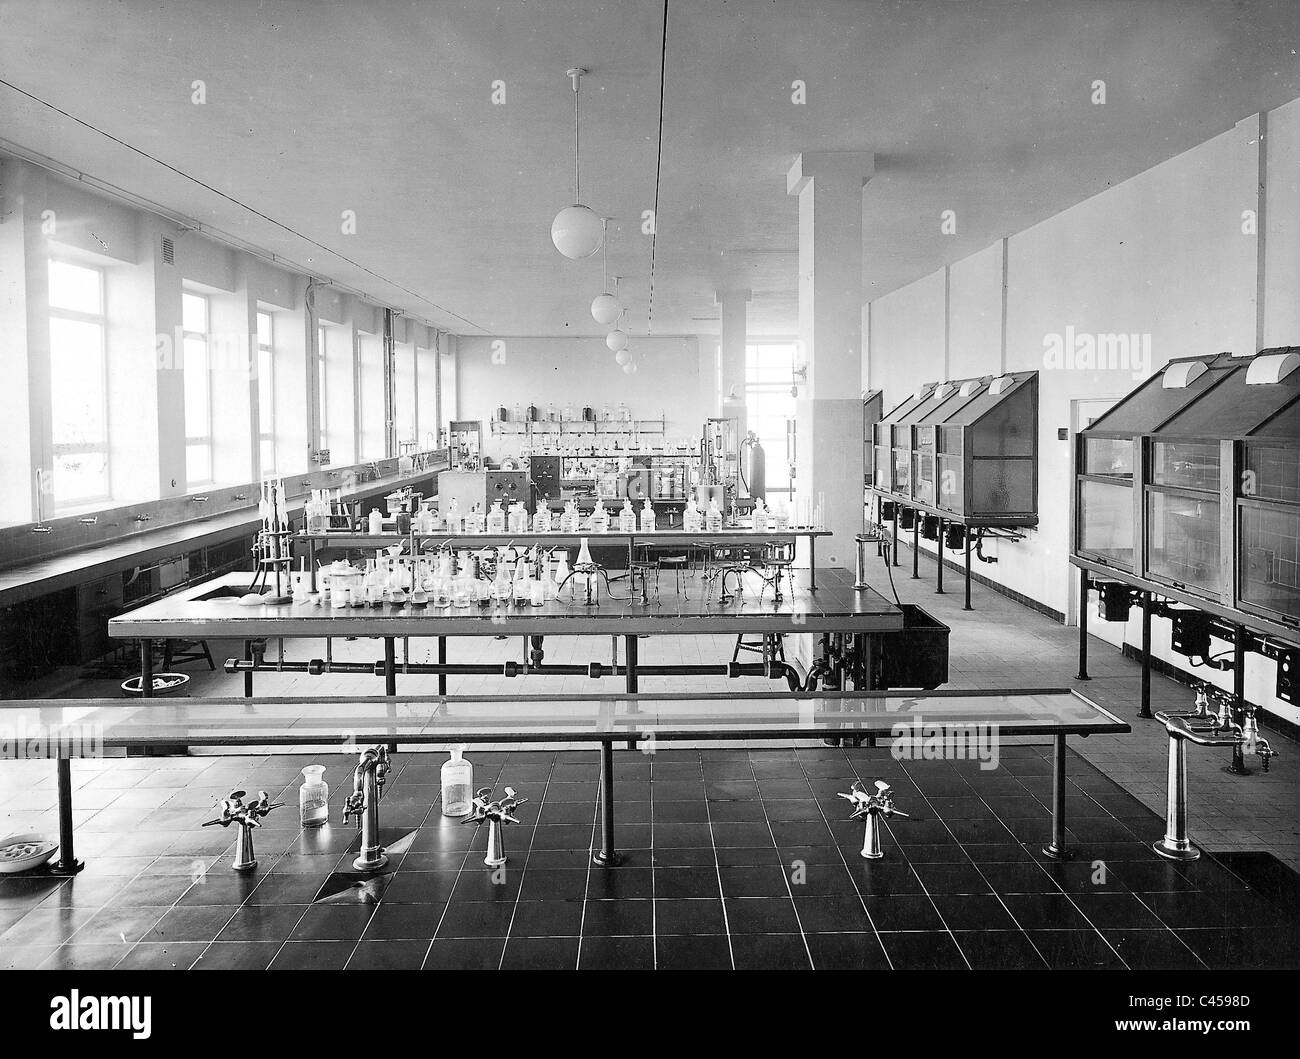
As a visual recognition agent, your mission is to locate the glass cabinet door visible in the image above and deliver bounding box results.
[1078,479,1134,567]
[1239,504,1300,622]
[1147,491,1221,595]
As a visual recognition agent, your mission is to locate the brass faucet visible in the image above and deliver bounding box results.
[342,745,391,872]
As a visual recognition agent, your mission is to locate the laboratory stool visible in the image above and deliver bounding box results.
[656,553,692,599]
[629,544,658,605]
[163,638,215,671]
[733,632,786,665]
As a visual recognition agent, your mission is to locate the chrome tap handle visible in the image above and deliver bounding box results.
[342,791,365,825]
[1193,685,1210,717]
[1257,739,1276,772]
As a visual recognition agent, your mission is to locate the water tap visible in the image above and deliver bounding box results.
[343,745,391,872]
[838,779,909,860]
[1239,706,1277,772]
[1193,685,1211,718]
[464,785,528,868]
[202,789,284,872]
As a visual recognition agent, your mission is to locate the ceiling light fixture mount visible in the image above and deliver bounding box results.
[551,67,604,260]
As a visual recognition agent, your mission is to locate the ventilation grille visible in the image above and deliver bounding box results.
[161,236,174,265]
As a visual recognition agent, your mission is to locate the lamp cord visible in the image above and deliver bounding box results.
[647,0,670,334]
[573,75,581,203]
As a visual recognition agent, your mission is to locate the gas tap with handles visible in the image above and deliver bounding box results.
[838,779,909,860]
[202,789,284,873]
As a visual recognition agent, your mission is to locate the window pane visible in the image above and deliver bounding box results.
[49,317,106,445]
[184,335,210,435]
[48,261,101,314]
[257,346,274,425]
[182,292,208,334]
[1148,491,1221,595]
[53,450,108,503]
[260,438,276,476]
[186,442,212,485]
[256,311,273,348]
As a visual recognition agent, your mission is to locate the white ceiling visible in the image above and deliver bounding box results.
[3,0,1299,338]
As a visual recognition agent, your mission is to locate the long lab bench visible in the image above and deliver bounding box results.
[106,567,908,698]
[0,464,446,610]
[0,688,1129,871]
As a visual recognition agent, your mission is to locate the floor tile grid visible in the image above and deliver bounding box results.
[4,745,1294,970]
[871,745,1209,970]
[763,752,891,969]
[691,756,739,970]
[769,755,850,969]
[493,756,570,970]
[895,751,1117,970]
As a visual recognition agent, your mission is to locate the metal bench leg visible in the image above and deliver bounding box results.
[384,636,398,755]
[1042,734,1072,860]
[47,757,84,876]
[1076,568,1090,681]
[437,635,447,697]
[593,738,622,867]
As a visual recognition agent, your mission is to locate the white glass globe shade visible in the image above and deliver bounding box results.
[606,329,628,352]
[551,204,603,259]
[623,361,637,375]
[615,349,631,366]
[591,292,621,325]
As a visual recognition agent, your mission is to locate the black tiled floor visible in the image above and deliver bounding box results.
[2,745,1297,970]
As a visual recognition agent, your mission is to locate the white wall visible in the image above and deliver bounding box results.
[867,106,1299,725]
[947,241,1004,379]
[456,335,709,461]
[869,268,946,400]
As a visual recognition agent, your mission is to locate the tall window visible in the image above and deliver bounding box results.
[317,325,328,453]
[357,333,385,460]
[48,260,109,508]
[256,310,275,475]
[182,291,212,486]
[745,342,798,498]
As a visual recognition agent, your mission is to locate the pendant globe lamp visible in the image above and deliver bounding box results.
[615,348,631,367]
[606,308,629,353]
[551,68,603,260]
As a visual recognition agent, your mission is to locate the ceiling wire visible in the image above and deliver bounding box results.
[646,0,669,336]
[0,75,490,334]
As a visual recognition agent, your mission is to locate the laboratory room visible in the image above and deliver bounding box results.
[0,0,1296,1028]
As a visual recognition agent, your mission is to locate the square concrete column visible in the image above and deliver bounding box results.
[787,150,874,569]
